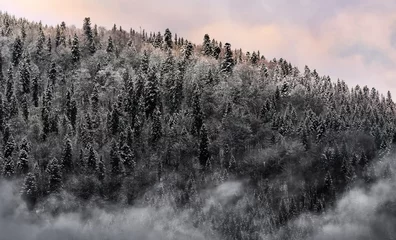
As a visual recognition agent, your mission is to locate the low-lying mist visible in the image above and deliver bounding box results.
[2,155,396,240]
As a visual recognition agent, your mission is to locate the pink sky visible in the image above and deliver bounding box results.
[3,0,396,96]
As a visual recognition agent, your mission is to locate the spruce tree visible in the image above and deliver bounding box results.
[106,36,114,53]
[36,25,45,58]
[21,173,38,210]
[41,106,50,141]
[0,51,3,89]
[140,50,149,74]
[55,25,61,48]
[17,149,29,175]
[66,91,77,128]
[19,59,30,94]
[47,36,52,53]
[60,22,67,46]
[192,89,203,136]
[32,76,39,107]
[21,94,29,121]
[212,46,221,60]
[91,85,99,113]
[12,36,23,66]
[153,31,163,48]
[83,145,96,173]
[83,17,95,54]
[120,144,135,175]
[96,156,105,181]
[3,157,15,179]
[170,64,184,114]
[77,148,86,174]
[110,139,122,176]
[19,137,30,153]
[0,94,4,131]
[48,62,57,85]
[184,42,193,60]
[202,34,212,56]
[151,107,162,146]
[144,67,159,118]
[4,135,15,158]
[61,138,73,174]
[220,43,234,74]
[251,51,258,65]
[199,124,210,168]
[46,158,62,193]
[110,103,120,135]
[163,28,173,49]
[71,34,80,64]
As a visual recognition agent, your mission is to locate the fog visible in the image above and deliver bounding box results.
[0,180,221,240]
[1,157,396,240]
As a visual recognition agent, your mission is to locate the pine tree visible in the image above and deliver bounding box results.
[17,149,29,175]
[163,28,173,49]
[110,140,122,176]
[71,34,80,64]
[21,172,38,210]
[199,124,210,168]
[220,43,234,74]
[202,34,212,56]
[46,158,62,193]
[12,36,23,66]
[106,36,114,53]
[61,138,73,174]
[145,67,160,118]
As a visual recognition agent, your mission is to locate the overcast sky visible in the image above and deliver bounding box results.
[3,0,396,95]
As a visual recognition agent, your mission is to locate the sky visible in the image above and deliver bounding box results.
[3,0,396,96]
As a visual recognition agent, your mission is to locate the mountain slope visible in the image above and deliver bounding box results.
[0,12,395,239]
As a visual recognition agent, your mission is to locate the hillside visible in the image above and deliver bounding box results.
[0,12,396,240]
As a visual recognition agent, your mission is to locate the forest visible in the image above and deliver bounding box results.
[1,12,396,240]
